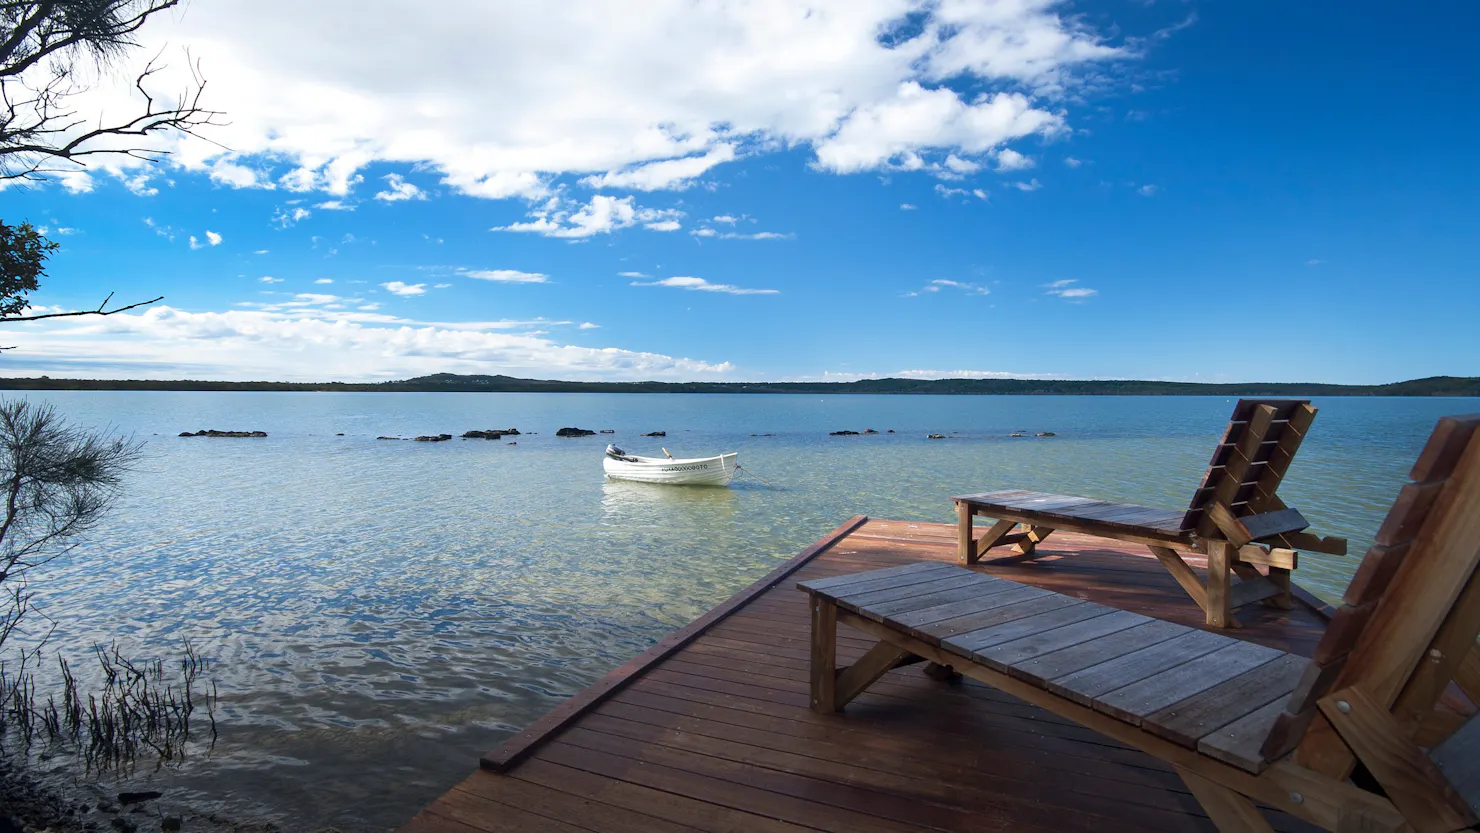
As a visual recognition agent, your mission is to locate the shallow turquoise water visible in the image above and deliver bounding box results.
[8,392,1475,829]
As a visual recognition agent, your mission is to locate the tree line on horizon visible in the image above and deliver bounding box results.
[0,373,1476,396]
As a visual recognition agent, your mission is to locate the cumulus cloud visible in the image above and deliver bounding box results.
[187,231,223,250]
[900,203,917,210]
[39,2,1130,199]
[272,206,311,228]
[494,194,681,238]
[581,144,736,191]
[1,306,734,381]
[995,148,1035,171]
[460,269,548,283]
[631,276,778,295]
[382,281,427,296]
[315,199,355,210]
[375,173,425,202]
[1137,184,1158,196]
[1010,178,1042,191]
[1044,278,1097,299]
[1063,156,1083,168]
[579,322,600,329]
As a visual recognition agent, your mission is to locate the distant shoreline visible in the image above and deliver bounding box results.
[0,373,1476,396]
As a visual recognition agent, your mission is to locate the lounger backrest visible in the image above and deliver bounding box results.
[1180,399,1318,535]
[1260,413,1480,768]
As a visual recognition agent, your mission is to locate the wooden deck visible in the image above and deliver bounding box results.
[400,516,1332,833]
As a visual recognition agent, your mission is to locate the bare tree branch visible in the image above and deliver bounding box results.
[1,291,163,321]
[0,1,225,181]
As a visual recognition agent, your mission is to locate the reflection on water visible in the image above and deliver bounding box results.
[6,391,1474,830]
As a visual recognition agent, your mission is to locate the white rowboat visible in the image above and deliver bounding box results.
[603,445,738,486]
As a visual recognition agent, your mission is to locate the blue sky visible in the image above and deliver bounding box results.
[4,1,1476,383]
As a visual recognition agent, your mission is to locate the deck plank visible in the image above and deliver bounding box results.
[403,517,1329,833]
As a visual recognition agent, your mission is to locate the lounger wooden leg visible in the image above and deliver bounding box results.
[957,502,978,565]
[809,595,838,714]
[1206,541,1234,628]
[834,640,914,710]
[1265,566,1294,610]
[1012,525,1054,556]
[1177,768,1275,833]
[963,516,1016,565]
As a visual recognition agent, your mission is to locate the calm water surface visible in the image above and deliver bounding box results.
[9,392,1475,829]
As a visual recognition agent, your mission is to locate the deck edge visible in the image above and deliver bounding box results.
[478,513,870,772]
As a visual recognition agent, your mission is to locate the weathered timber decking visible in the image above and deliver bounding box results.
[401,516,1331,833]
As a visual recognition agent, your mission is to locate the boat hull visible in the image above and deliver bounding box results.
[603,452,739,486]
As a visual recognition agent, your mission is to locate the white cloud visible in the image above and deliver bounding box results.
[581,144,736,191]
[260,276,283,283]
[206,230,223,246]
[2,306,734,381]
[1010,178,1042,191]
[382,281,427,296]
[1044,279,1097,300]
[315,199,356,210]
[688,227,792,240]
[579,322,600,329]
[254,249,270,255]
[459,269,549,284]
[645,220,682,232]
[943,154,982,174]
[908,278,989,297]
[631,276,778,295]
[433,283,453,288]
[1063,156,1083,168]
[210,160,270,189]
[618,271,649,278]
[813,83,1062,174]
[272,206,311,228]
[900,203,917,210]
[496,194,643,238]
[42,3,1127,200]
[315,278,334,284]
[1138,184,1158,196]
[375,173,425,202]
[711,215,738,224]
[995,148,1035,171]
[935,183,988,200]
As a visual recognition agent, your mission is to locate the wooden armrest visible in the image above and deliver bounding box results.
[1208,504,1310,547]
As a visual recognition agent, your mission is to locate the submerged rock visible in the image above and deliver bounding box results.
[117,791,161,805]
[751,433,775,437]
[830,430,860,436]
[177,429,267,438]
[556,427,596,437]
[1036,432,1056,437]
[887,429,895,433]
[376,436,402,441]
[642,431,666,437]
[599,429,615,434]
[1010,432,1025,438]
[863,428,879,434]
[928,434,946,439]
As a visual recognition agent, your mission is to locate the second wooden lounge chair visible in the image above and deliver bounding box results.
[802,412,1480,833]
[955,399,1347,626]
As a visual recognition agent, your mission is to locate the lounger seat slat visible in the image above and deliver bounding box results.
[1093,641,1286,725]
[1143,653,1307,748]
[1046,629,1235,707]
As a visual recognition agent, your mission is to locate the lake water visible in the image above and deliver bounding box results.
[6,392,1475,830]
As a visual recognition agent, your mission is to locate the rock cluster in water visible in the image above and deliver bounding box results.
[178,429,267,437]
[415,434,453,442]
[556,427,597,437]
[928,434,946,439]
[830,430,860,436]
[642,431,666,437]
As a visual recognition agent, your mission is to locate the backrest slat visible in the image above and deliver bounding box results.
[1268,414,1480,774]
[1180,399,1315,533]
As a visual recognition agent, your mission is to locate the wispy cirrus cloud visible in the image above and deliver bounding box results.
[459,268,549,284]
[630,276,778,296]
[1044,278,1097,300]
[905,278,989,298]
[382,281,427,296]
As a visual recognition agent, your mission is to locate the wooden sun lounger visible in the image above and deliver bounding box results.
[802,412,1480,833]
[955,399,1348,626]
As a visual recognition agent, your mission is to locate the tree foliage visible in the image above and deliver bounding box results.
[1,0,222,181]
[0,219,55,317]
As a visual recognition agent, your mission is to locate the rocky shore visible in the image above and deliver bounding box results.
[0,763,287,833]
